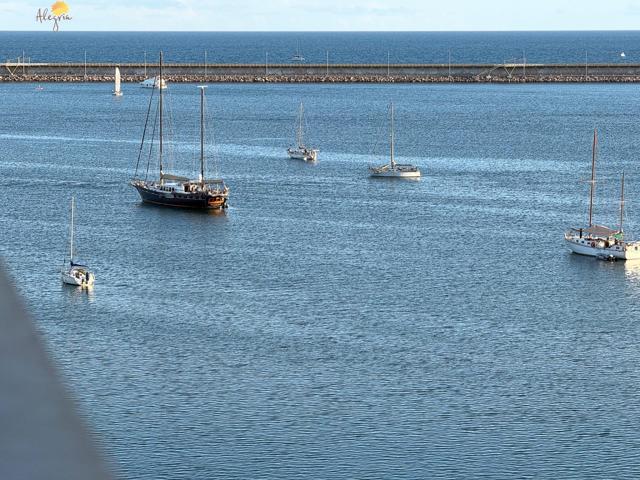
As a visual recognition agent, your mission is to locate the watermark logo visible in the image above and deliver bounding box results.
[36,1,72,31]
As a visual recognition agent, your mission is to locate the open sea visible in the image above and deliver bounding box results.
[2,32,640,479]
[2,30,640,64]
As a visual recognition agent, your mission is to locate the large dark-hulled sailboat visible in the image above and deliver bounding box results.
[130,52,229,210]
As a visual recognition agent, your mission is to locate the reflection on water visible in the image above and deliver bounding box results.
[624,260,640,285]
[138,201,230,217]
[61,283,95,304]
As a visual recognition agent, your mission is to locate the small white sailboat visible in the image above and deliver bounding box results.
[61,197,95,287]
[369,103,421,178]
[291,41,305,62]
[113,66,123,96]
[564,129,640,260]
[140,76,167,89]
[287,102,318,162]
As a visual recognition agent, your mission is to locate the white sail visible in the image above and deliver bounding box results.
[113,67,122,96]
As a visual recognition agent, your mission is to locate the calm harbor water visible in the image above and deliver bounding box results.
[2,80,640,478]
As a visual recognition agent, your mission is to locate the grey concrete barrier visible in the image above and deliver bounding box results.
[3,62,640,83]
[0,263,113,480]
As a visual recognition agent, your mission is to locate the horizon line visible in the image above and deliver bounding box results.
[3,29,640,33]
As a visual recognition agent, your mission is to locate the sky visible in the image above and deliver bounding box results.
[2,0,640,31]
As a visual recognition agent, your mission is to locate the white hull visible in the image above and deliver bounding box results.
[370,170,421,178]
[287,148,317,162]
[369,164,421,178]
[61,272,83,286]
[565,235,640,260]
[140,77,167,89]
[113,91,123,96]
[61,266,95,287]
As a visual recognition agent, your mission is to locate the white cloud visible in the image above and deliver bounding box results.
[0,2,26,14]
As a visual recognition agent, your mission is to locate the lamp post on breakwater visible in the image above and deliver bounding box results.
[326,50,329,76]
[387,50,390,77]
[585,50,589,78]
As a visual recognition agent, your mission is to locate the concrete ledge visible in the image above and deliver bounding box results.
[0,263,112,480]
[3,62,640,83]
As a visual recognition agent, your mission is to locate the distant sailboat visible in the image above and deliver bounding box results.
[113,67,123,96]
[291,42,305,62]
[140,76,167,89]
[369,103,421,178]
[287,102,318,162]
[564,129,640,260]
[61,197,95,288]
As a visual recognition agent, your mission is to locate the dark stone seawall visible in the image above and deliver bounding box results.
[4,62,640,83]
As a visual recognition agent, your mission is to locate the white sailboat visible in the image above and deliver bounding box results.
[369,103,421,178]
[113,67,123,96]
[287,102,318,162]
[564,129,640,260]
[291,41,305,62]
[61,197,95,287]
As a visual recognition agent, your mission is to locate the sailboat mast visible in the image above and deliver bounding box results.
[620,172,625,233]
[390,103,395,168]
[588,128,597,227]
[159,51,164,181]
[199,86,206,184]
[70,196,74,263]
[297,102,304,146]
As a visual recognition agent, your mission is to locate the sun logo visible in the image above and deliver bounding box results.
[36,0,71,31]
[51,1,69,16]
